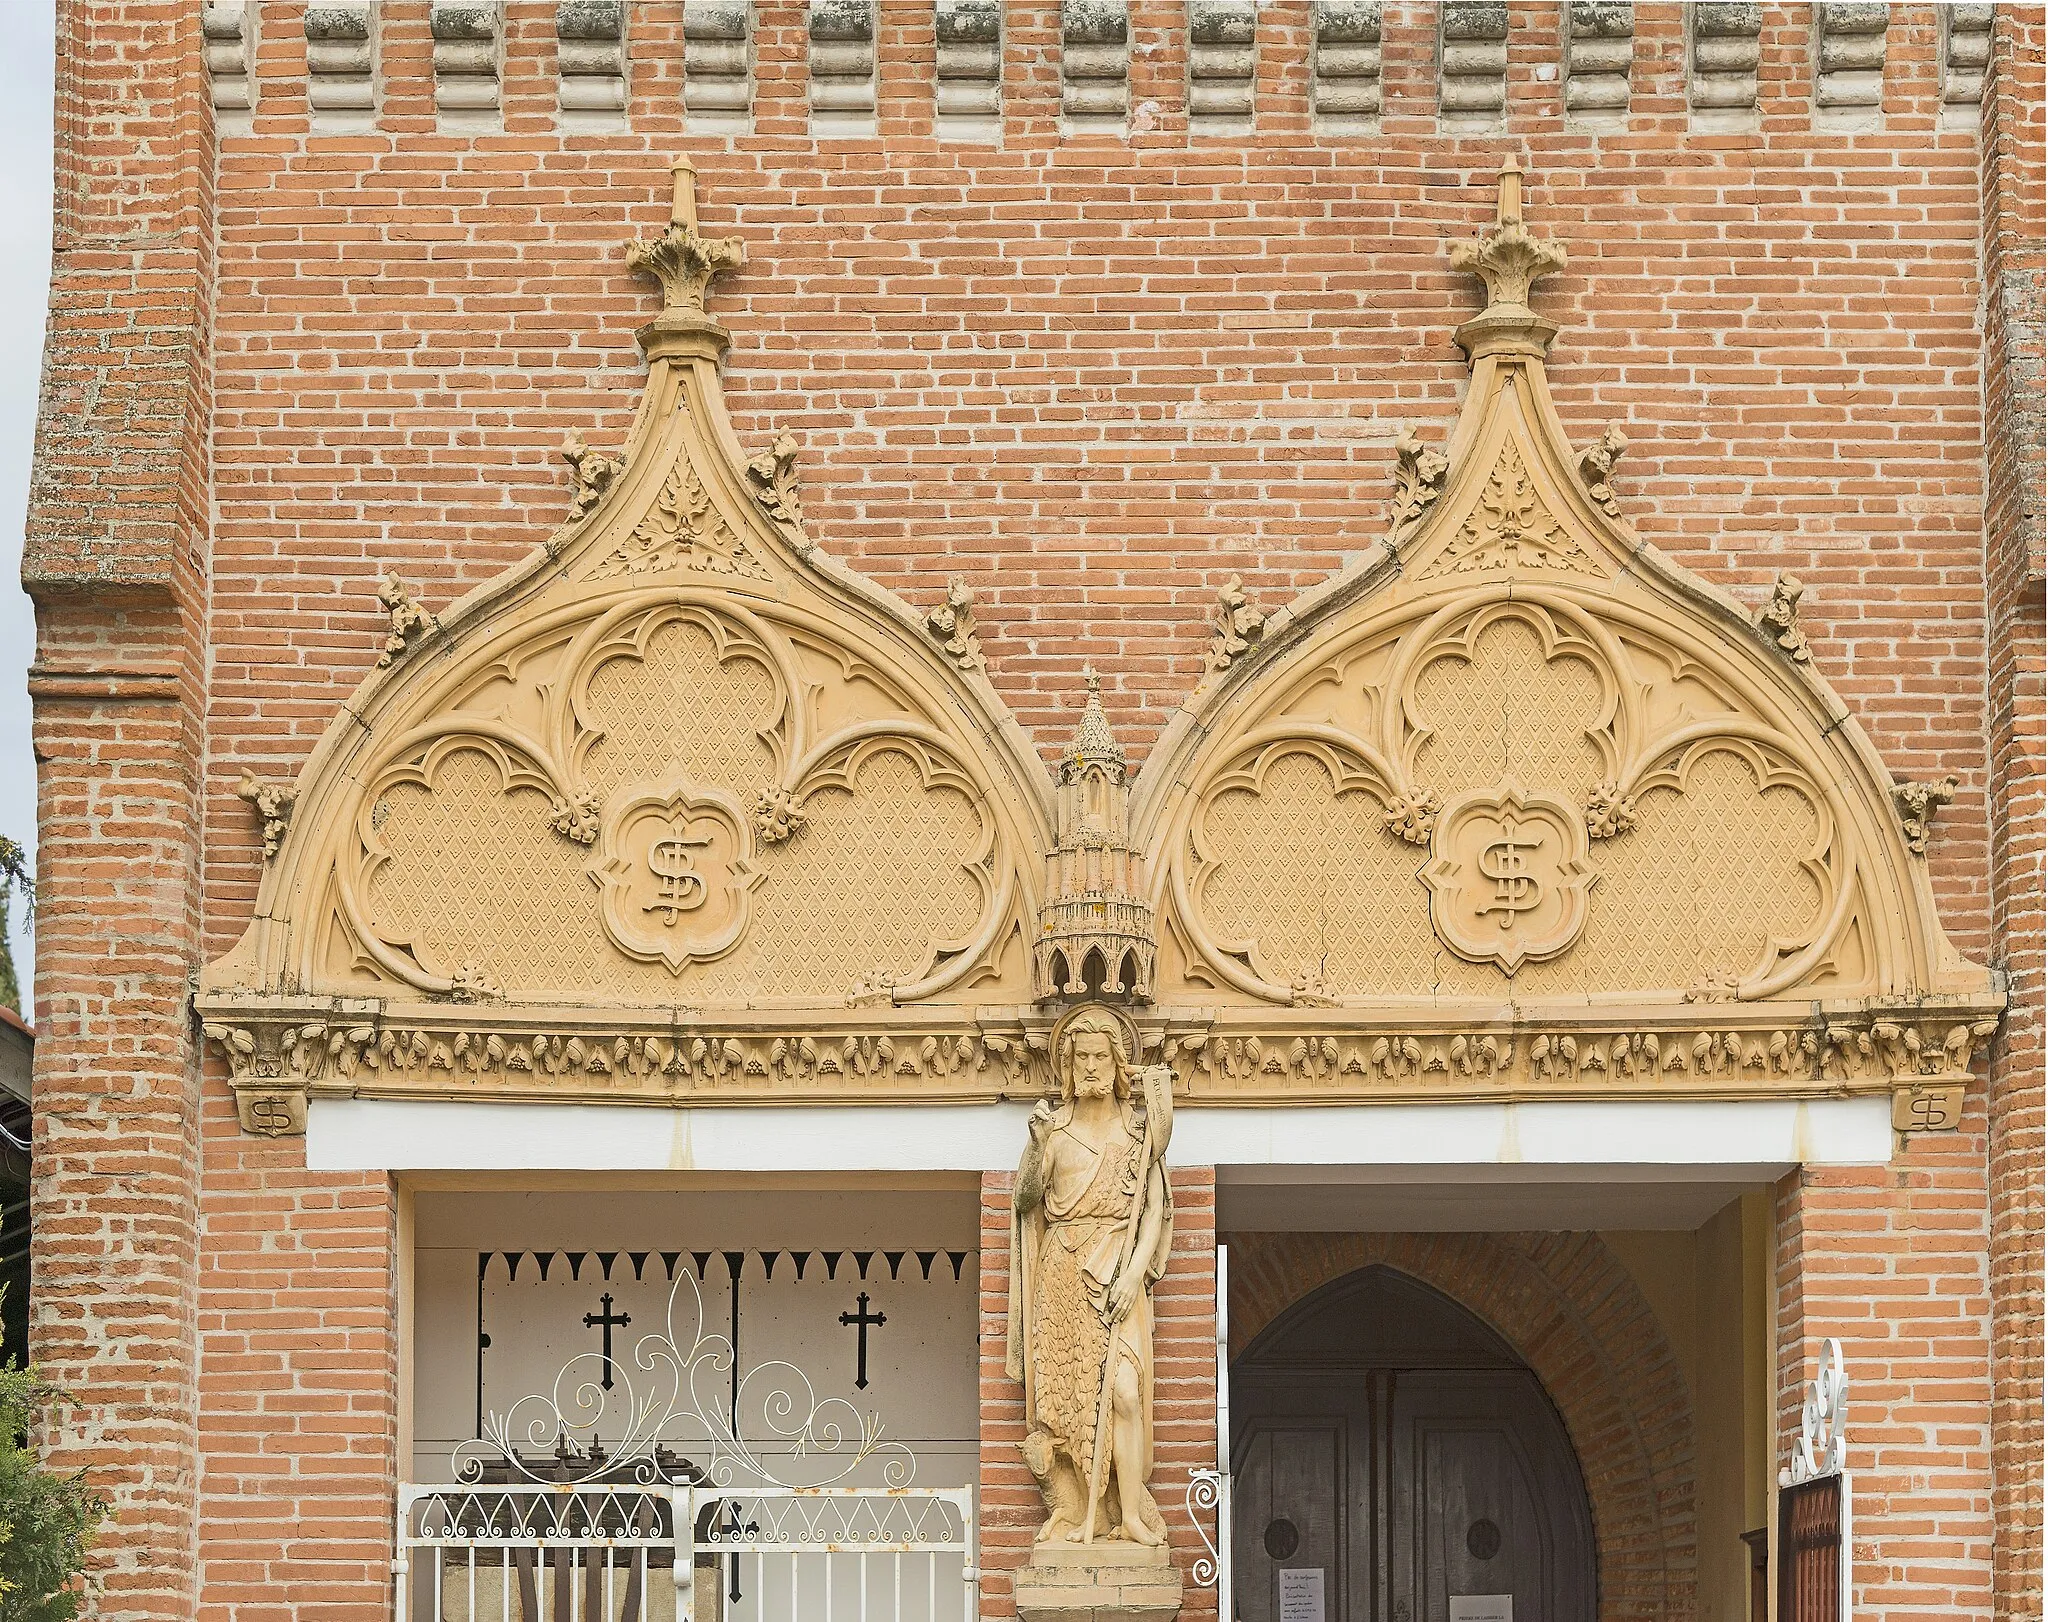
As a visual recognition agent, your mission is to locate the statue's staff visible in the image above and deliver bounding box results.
[1080,1062,1174,1543]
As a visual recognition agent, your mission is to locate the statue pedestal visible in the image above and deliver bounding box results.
[1011,1541,1185,1622]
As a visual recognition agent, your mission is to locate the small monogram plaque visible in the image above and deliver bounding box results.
[1422,782,1595,974]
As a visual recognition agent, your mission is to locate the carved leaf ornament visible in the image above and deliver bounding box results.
[198,158,2000,1134]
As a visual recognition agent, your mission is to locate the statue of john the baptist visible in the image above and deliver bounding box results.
[1006,1006,1175,1547]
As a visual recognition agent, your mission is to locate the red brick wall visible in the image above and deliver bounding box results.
[1229,1231,1698,1622]
[1979,11,2045,1621]
[1775,1115,1997,1620]
[980,1168,1217,1619]
[24,3,216,1619]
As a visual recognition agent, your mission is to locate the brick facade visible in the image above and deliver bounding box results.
[22,4,2042,1621]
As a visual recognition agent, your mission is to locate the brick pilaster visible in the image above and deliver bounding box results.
[23,5,215,1618]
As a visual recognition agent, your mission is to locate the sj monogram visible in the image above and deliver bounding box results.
[1476,817,1546,926]
[1423,782,1595,974]
[595,783,764,973]
[643,824,715,923]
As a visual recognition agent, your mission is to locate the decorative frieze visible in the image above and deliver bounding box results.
[684,0,754,133]
[305,2,379,133]
[1564,2,1634,127]
[1310,0,1381,132]
[1940,4,1995,128]
[935,0,1003,136]
[556,0,629,131]
[1188,0,1258,134]
[1689,2,1762,130]
[809,0,878,133]
[1062,0,1130,131]
[196,997,2004,1135]
[1815,1,1888,129]
[1439,2,1508,131]
[430,1,503,131]
[202,1,259,133]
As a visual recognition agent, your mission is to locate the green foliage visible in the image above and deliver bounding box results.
[0,1354,105,1622]
[0,839,26,1016]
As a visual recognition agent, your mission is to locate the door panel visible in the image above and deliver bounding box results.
[1228,1267,1598,1622]
[1232,1382,1353,1622]
[1389,1373,1595,1622]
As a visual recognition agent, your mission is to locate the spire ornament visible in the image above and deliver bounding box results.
[1450,156,1568,357]
[1033,669,1156,1001]
[625,156,745,318]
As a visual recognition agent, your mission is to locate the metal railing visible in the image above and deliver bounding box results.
[396,1482,977,1622]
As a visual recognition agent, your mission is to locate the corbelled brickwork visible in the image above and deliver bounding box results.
[23,4,2042,1622]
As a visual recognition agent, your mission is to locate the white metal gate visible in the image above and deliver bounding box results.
[396,1482,976,1622]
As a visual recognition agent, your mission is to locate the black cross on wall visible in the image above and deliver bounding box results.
[838,1292,886,1389]
[583,1292,631,1390]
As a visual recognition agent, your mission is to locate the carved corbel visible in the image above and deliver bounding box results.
[376,573,439,668]
[562,430,624,518]
[1204,576,1266,673]
[1893,776,1958,856]
[1575,425,1627,517]
[746,430,804,532]
[234,769,297,860]
[1388,427,1450,548]
[1584,780,1637,840]
[546,788,601,846]
[1380,786,1440,845]
[753,785,807,845]
[1755,573,1812,664]
[925,578,987,674]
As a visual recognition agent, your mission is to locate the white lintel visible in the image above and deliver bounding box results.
[308,1096,1893,1175]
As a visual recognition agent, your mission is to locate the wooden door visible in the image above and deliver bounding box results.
[1229,1267,1596,1622]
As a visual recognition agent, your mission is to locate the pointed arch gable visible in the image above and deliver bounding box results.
[1134,168,2001,1121]
[198,166,1053,1129]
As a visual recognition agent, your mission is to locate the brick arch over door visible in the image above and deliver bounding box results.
[1229,1232,1697,1622]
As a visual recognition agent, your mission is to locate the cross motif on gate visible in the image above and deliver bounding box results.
[583,1292,632,1390]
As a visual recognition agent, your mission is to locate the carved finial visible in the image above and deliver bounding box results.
[1204,576,1266,673]
[1448,156,1567,353]
[1575,425,1628,517]
[1389,427,1451,546]
[747,430,804,532]
[235,769,297,860]
[562,430,624,519]
[625,156,745,314]
[1066,666,1127,780]
[1756,573,1812,664]
[1894,776,1959,856]
[375,573,438,668]
[925,578,987,673]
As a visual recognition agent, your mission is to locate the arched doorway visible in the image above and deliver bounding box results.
[1231,1265,1597,1622]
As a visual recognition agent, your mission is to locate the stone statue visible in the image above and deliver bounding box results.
[1007,1006,1175,1547]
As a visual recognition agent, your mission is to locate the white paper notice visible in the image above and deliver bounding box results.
[1278,1567,1326,1622]
[1449,1597,1513,1622]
